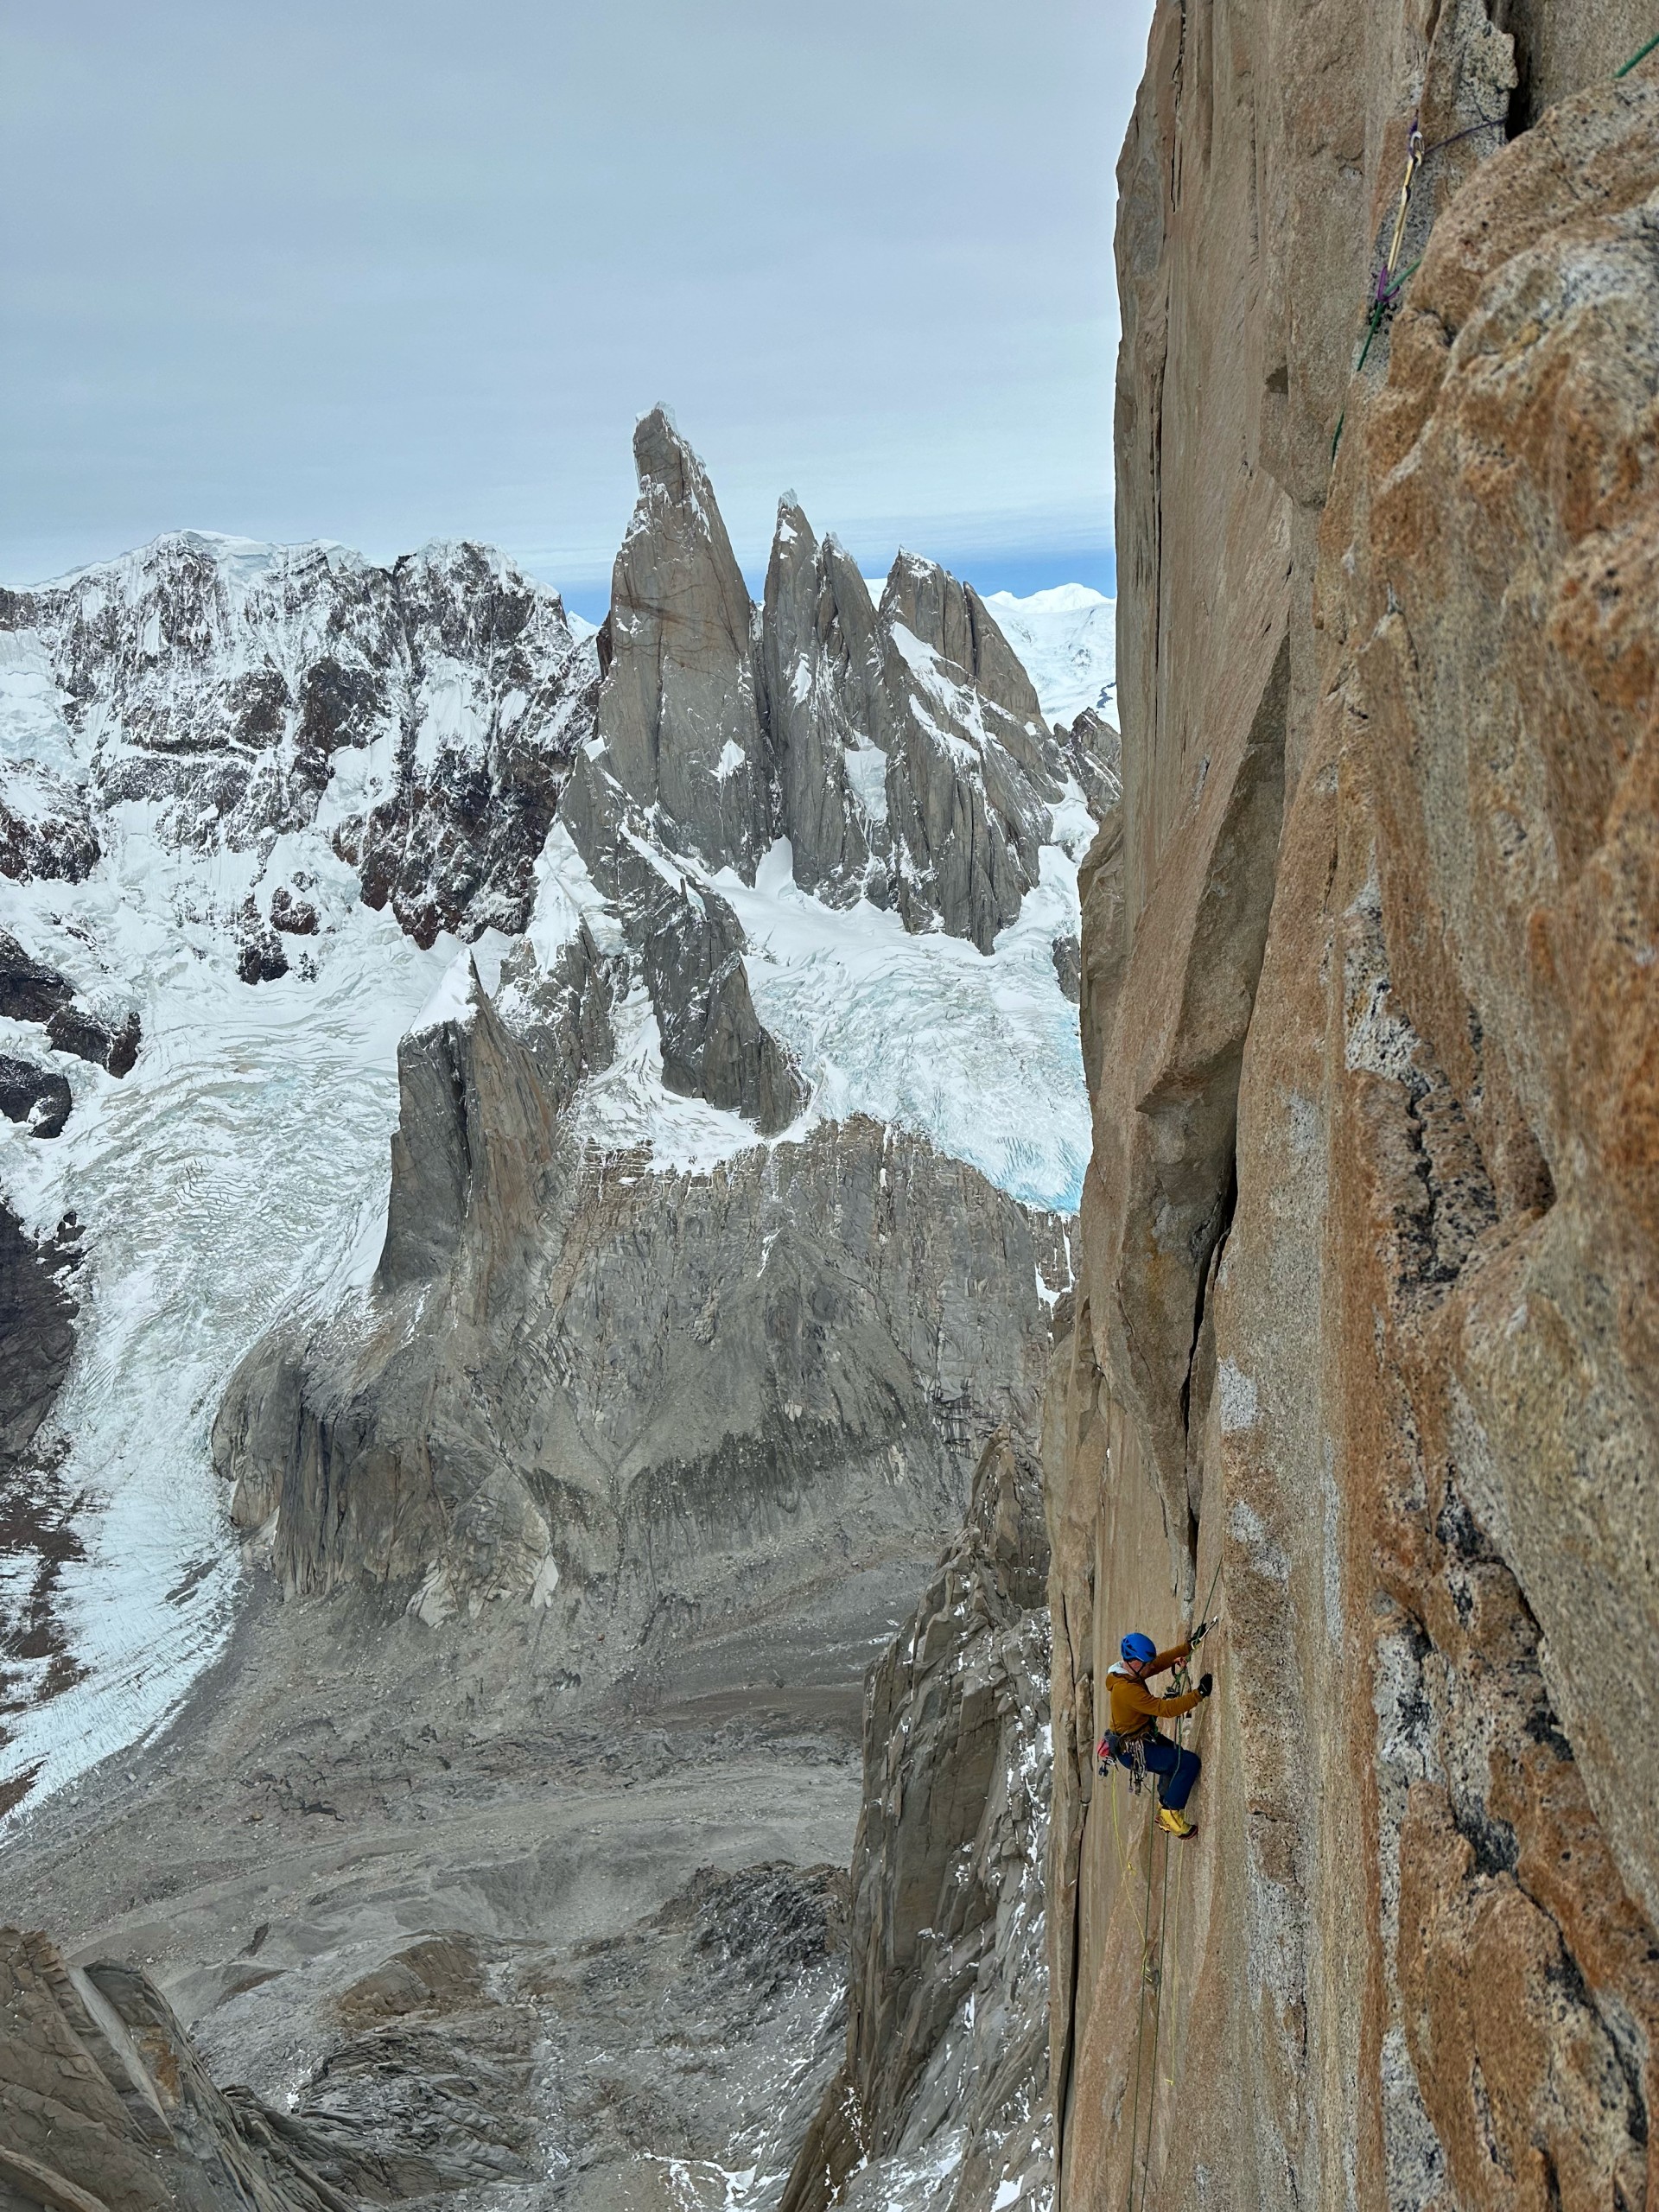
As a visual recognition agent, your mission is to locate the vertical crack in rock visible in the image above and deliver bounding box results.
[1084,632,1288,1580]
[1052,13,1659,2208]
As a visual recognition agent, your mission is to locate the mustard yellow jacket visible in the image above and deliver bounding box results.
[1106,1642,1200,1738]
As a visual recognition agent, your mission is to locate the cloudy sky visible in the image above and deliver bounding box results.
[3,1,1154,619]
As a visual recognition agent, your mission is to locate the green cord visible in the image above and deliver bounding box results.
[1332,252,1426,464]
[1332,30,1656,470]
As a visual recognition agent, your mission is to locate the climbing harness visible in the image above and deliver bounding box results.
[1098,1723,1151,1795]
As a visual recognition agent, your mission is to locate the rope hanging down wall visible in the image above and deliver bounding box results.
[1331,33,1659,467]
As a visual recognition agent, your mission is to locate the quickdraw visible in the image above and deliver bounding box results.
[1330,108,1506,466]
[1329,26,1657,474]
[1379,117,1425,309]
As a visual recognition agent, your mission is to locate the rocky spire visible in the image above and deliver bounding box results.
[760,499,886,906]
[592,405,772,879]
[878,550,1045,728]
[874,553,1063,953]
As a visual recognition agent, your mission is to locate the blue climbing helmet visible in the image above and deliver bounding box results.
[1120,1630,1157,1665]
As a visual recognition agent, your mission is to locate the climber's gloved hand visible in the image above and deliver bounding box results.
[1192,1618,1211,1645]
[1198,1672,1214,1699]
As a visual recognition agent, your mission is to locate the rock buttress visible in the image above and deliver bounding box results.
[216,969,1068,1676]
[782,1429,1053,2212]
[1053,11,1659,2209]
[0,1925,438,2212]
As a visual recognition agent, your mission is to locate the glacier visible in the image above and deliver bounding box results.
[0,550,1105,1822]
[0,816,470,1811]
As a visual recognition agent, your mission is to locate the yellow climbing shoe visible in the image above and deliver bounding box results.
[1157,1807,1197,1839]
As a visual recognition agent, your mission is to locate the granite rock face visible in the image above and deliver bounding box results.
[783,1429,1053,2212]
[639,875,807,1135]
[760,503,886,907]
[585,407,773,880]
[880,554,1046,734]
[1051,14,1659,2211]
[559,413,808,1119]
[0,1925,419,2212]
[560,411,1077,1118]
[1057,709,1121,826]
[756,514,1073,952]
[876,588,1059,955]
[214,967,1067,1650]
[494,918,628,1111]
[573,412,1073,960]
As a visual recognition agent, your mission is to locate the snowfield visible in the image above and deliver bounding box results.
[982,583,1116,728]
[550,824,1091,1212]
[724,837,1089,1211]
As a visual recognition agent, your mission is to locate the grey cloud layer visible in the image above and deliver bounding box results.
[1,0,1151,592]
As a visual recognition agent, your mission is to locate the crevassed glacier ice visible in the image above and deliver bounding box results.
[0,815,465,1820]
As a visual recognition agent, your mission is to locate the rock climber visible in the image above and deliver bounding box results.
[1098,1624,1213,1839]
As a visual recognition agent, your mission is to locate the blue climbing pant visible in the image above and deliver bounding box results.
[1141,1733,1200,1811]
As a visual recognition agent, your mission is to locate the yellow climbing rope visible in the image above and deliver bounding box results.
[1384,121,1424,290]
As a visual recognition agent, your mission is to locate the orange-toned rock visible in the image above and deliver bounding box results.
[1054,7,1659,2206]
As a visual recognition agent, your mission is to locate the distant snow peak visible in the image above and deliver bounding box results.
[4,526,597,956]
[983,585,1117,730]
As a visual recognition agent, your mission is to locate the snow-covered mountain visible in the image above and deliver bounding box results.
[0,417,1116,1818]
[1,531,597,956]
[982,582,1116,728]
